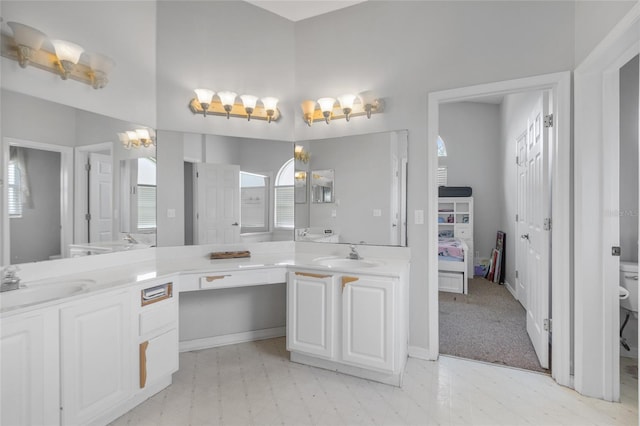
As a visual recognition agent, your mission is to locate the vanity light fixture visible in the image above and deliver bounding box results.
[189,90,281,122]
[6,22,46,68]
[2,21,115,89]
[299,91,384,126]
[294,145,310,163]
[118,128,155,150]
[240,95,258,121]
[317,98,336,124]
[217,91,238,119]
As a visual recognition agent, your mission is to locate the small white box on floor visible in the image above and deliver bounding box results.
[439,271,464,294]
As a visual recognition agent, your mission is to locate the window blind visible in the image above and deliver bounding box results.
[8,162,22,217]
[137,185,156,229]
[274,186,294,228]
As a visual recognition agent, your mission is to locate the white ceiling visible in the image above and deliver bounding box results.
[244,0,367,22]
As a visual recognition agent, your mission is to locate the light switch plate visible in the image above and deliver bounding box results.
[373,209,382,217]
[167,208,176,218]
[331,209,337,217]
[414,209,424,225]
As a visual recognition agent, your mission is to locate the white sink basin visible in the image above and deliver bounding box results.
[313,257,381,269]
[1,279,94,309]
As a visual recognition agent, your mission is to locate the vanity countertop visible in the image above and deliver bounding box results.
[1,242,410,317]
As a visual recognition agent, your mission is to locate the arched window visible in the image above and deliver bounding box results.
[437,135,448,157]
[437,136,448,186]
[274,158,294,228]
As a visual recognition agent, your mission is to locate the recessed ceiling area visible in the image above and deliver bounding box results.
[244,0,367,22]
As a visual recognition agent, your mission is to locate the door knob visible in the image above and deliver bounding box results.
[231,222,239,226]
[521,234,529,240]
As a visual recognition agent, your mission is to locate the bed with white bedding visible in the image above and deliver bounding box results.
[438,237,469,294]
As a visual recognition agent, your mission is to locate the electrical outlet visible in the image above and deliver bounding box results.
[331,209,337,217]
[373,209,382,217]
[414,209,424,225]
[475,251,480,258]
[167,208,176,218]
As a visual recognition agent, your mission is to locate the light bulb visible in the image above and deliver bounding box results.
[317,98,336,124]
[7,22,47,68]
[338,94,357,121]
[51,39,84,79]
[301,100,316,127]
[217,91,238,118]
[194,89,215,116]
[261,97,279,123]
[240,95,259,121]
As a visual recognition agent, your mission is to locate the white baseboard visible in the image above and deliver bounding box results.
[179,326,286,352]
[504,281,517,299]
[408,345,437,361]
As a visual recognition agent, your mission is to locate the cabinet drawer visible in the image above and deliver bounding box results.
[139,301,176,336]
[439,271,464,293]
[199,268,286,289]
[455,226,471,239]
[140,328,178,389]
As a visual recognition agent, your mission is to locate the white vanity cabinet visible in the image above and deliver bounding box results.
[60,289,133,426]
[341,275,396,372]
[287,268,408,386]
[1,308,60,426]
[286,271,337,359]
[136,281,178,391]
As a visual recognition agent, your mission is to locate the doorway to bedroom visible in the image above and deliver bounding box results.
[435,89,552,374]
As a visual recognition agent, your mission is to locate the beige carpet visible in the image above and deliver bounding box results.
[439,277,549,374]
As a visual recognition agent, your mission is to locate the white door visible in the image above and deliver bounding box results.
[60,291,132,425]
[287,271,335,358]
[515,131,528,306]
[194,163,240,244]
[524,92,551,369]
[342,276,395,371]
[89,152,113,242]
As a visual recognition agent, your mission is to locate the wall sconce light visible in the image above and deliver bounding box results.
[118,128,155,149]
[300,91,384,126]
[189,90,280,122]
[2,21,115,89]
[294,145,310,163]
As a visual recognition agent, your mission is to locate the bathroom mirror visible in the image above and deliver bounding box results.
[295,171,308,204]
[1,89,156,264]
[180,132,294,245]
[310,169,334,203]
[295,130,408,246]
[119,157,157,234]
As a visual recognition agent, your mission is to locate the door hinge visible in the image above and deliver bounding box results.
[544,114,554,128]
[612,246,621,256]
[515,270,519,279]
[515,213,519,222]
[85,213,91,221]
[516,155,519,165]
[544,319,552,332]
[543,218,551,231]
[196,172,199,178]
[85,163,91,171]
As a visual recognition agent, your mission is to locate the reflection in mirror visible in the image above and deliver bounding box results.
[295,130,408,246]
[311,169,334,203]
[180,133,294,245]
[1,89,156,264]
[119,158,157,234]
[294,171,308,204]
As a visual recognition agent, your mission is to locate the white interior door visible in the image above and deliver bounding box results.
[195,163,240,244]
[515,131,528,306]
[524,92,551,369]
[89,153,113,243]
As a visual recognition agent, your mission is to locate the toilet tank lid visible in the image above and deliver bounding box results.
[621,261,638,272]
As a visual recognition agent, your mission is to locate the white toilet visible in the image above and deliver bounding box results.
[620,261,638,318]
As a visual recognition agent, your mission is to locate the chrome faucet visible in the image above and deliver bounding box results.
[123,233,138,244]
[1,266,21,292]
[347,244,362,260]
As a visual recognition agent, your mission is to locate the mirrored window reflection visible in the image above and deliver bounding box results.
[275,158,294,229]
[240,171,269,233]
[137,157,157,230]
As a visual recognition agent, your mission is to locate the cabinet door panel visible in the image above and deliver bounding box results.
[61,291,132,425]
[141,328,179,389]
[1,311,59,426]
[342,278,395,371]
[287,272,334,358]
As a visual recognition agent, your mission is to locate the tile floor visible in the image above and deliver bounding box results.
[111,338,638,426]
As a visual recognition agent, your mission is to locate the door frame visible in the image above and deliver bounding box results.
[574,3,640,401]
[2,137,73,264]
[426,71,572,388]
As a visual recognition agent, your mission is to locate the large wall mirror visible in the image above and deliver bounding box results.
[1,89,156,265]
[178,132,294,245]
[294,130,408,246]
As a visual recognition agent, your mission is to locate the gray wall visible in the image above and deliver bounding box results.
[619,55,639,264]
[10,148,61,263]
[439,102,502,260]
